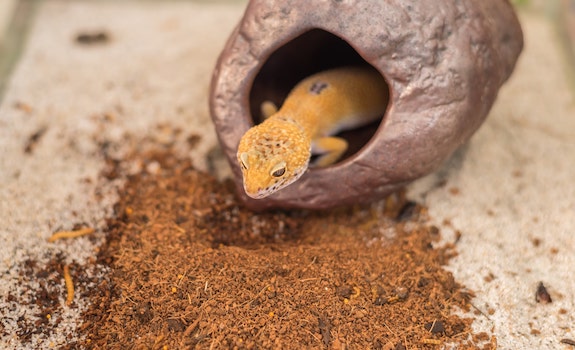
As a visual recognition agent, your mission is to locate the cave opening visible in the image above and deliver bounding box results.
[249,29,389,163]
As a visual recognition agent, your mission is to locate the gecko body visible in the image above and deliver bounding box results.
[237,66,389,199]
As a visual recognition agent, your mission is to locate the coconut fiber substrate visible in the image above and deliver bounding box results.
[50,142,495,349]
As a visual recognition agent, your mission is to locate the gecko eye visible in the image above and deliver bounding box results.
[272,168,285,177]
[270,162,286,177]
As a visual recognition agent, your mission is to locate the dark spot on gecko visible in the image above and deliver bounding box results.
[309,81,329,95]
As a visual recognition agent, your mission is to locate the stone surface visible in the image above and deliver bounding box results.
[210,0,523,210]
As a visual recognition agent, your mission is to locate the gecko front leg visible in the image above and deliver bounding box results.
[261,101,278,119]
[311,136,348,167]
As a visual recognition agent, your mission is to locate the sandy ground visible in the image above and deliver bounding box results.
[0,2,244,348]
[0,1,574,349]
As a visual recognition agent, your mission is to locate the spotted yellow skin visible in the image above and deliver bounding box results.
[237,66,389,199]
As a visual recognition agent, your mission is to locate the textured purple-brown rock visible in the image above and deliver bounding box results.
[210,0,523,210]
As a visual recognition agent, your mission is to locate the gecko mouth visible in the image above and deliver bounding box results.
[249,29,389,166]
[244,169,306,199]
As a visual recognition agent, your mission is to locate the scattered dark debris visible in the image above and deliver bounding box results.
[372,284,388,306]
[317,313,331,347]
[133,302,153,324]
[336,285,353,299]
[550,247,559,255]
[454,230,462,244]
[483,272,496,283]
[186,134,201,148]
[24,127,48,154]
[535,282,552,304]
[166,318,186,333]
[425,319,446,335]
[396,200,418,221]
[75,31,110,45]
[531,237,542,247]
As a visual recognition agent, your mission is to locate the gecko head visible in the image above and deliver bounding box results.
[237,121,311,199]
